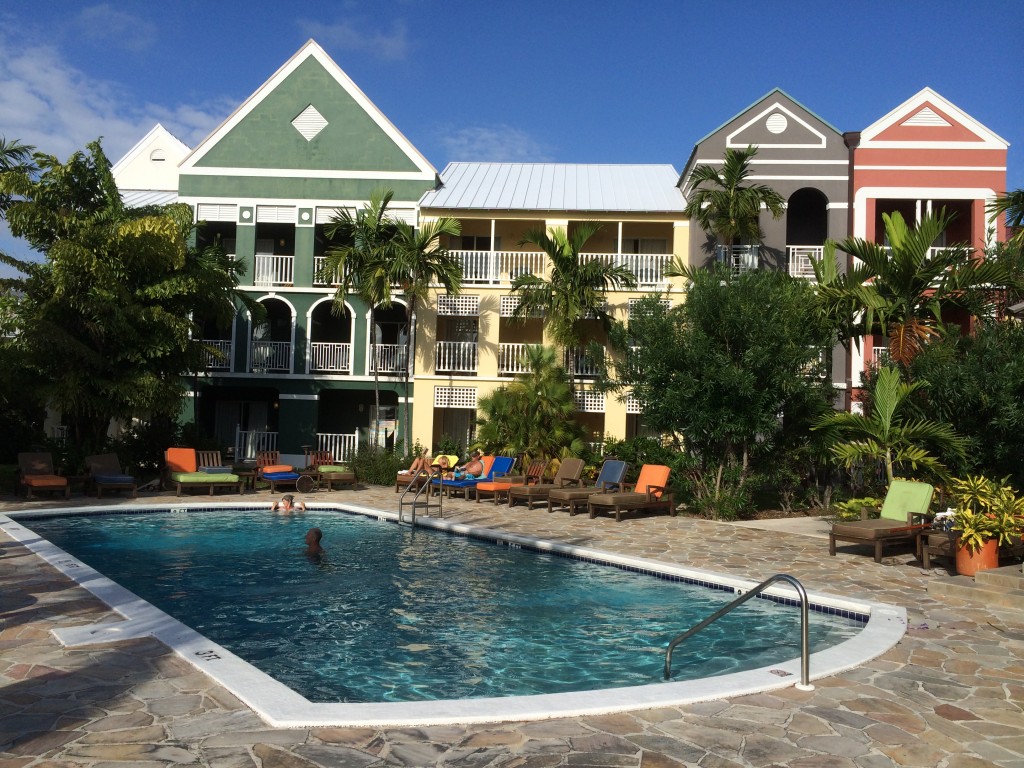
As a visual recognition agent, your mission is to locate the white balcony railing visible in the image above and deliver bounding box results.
[316,431,359,462]
[565,347,605,378]
[498,343,534,376]
[309,342,351,373]
[313,256,344,287]
[234,428,277,459]
[580,252,672,288]
[369,343,410,374]
[250,341,292,372]
[435,340,478,373]
[254,254,294,287]
[715,245,759,275]
[452,250,547,285]
[787,246,823,280]
[202,339,233,370]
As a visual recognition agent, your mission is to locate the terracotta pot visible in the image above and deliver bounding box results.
[955,537,999,576]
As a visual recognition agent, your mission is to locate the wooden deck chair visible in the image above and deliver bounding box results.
[508,458,586,509]
[829,479,934,563]
[587,464,675,522]
[472,459,547,504]
[256,450,301,493]
[164,448,242,496]
[85,453,138,499]
[309,449,357,491]
[548,460,627,516]
[17,452,70,500]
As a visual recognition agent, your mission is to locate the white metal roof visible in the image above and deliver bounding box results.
[420,163,685,213]
[120,190,179,208]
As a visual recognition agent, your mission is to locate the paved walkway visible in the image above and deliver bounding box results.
[2,485,1023,767]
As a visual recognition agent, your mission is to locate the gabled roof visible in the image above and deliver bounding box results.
[110,124,190,198]
[179,39,436,180]
[859,87,1008,149]
[692,88,840,148]
[420,163,685,213]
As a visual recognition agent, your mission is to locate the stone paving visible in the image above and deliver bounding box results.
[1,484,1023,767]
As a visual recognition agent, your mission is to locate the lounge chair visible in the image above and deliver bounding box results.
[829,479,934,563]
[84,453,138,499]
[164,448,243,496]
[307,450,357,491]
[547,459,627,516]
[17,452,70,500]
[256,450,302,493]
[396,454,457,493]
[471,459,547,504]
[433,456,515,499]
[508,458,586,509]
[587,464,675,522]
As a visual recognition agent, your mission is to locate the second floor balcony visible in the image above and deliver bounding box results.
[580,252,672,288]
[787,246,823,280]
[369,343,410,375]
[453,250,546,285]
[250,341,291,373]
[435,340,478,374]
[309,342,351,373]
[203,340,233,370]
[715,245,759,275]
[254,254,294,287]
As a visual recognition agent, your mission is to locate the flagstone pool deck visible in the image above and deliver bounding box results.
[1,485,1022,768]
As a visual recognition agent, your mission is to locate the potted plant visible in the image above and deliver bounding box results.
[949,475,1024,576]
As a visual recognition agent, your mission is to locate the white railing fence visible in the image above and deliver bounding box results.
[435,340,478,373]
[369,343,409,374]
[250,341,292,372]
[254,254,295,286]
[715,245,759,275]
[316,431,359,463]
[309,342,351,372]
[452,250,547,285]
[565,347,605,377]
[312,256,350,287]
[498,343,533,375]
[202,339,233,370]
[787,245,823,280]
[234,428,278,459]
[580,252,671,287]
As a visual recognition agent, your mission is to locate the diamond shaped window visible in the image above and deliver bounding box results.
[292,105,328,141]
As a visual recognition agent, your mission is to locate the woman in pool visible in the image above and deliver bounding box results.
[272,494,306,513]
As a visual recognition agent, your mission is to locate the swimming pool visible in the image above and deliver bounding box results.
[2,503,907,727]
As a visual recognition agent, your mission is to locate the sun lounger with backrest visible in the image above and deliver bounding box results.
[308,449,357,491]
[548,459,627,516]
[472,458,547,504]
[587,464,675,522]
[433,456,513,499]
[395,454,457,492]
[165,448,242,496]
[17,452,70,500]
[507,458,586,509]
[256,450,302,493]
[828,479,934,563]
[85,453,138,499]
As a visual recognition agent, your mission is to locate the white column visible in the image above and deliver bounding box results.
[617,221,623,254]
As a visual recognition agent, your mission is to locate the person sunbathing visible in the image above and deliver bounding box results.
[399,449,432,475]
[455,450,484,478]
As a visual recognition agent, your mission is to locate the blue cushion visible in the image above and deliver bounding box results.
[201,465,232,474]
[264,471,300,481]
[94,474,135,484]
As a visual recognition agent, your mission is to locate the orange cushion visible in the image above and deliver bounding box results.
[476,481,514,492]
[634,465,671,499]
[166,447,197,473]
[261,464,293,475]
[479,456,495,476]
[24,475,67,487]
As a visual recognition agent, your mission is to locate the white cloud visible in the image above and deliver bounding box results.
[296,18,411,61]
[74,4,158,53]
[436,124,554,163]
[0,30,226,164]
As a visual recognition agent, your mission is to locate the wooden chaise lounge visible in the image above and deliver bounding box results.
[17,452,70,500]
[85,453,138,498]
[164,448,243,496]
[507,458,585,509]
[586,464,675,522]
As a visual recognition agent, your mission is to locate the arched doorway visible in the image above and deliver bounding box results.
[250,297,293,373]
[786,188,829,277]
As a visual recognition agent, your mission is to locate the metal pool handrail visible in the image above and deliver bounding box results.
[663,573,815,691]
[398,468,442,524]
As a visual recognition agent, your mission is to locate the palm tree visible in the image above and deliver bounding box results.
[683,144,785,263]
[817,209,1022,365]
[511,223,637,383]
[389,215,463,451]
[814,365,967,485]
[323,189,402,445]
[0,136,35,213]
[988,189,1024,250]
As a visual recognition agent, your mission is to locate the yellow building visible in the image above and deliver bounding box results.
[414,162,689,452]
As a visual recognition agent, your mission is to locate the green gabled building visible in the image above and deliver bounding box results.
[174,40,438,465]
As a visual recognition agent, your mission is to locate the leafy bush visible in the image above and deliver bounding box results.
[830,497,883,522]
[436,434,463,459]
[350,445,408,486]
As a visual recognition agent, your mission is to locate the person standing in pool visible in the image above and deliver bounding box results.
[272,494,305,513]
[304,527,323,555]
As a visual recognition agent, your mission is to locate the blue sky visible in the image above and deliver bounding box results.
[1,0,1021,274]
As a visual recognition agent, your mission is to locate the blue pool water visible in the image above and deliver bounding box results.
[23,508,864,703]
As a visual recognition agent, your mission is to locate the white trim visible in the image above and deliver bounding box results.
[748,175,849,181]
[182,167,435,180]
[854,165,1006,172]
[694,158,848,166]
[859,87,1008,149]
[725,101,829,149]
[279,394,319,401]
[826,203,849,210]
[111,123,190,176]
[852,186,998,239]
[180,40,437,176]
[305,297,354,375]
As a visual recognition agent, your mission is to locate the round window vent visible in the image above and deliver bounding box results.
[766,113,788,134]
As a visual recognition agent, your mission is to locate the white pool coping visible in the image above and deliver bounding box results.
[1,503,907,728]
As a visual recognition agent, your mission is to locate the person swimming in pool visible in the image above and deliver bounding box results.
[304,527,323,556]
[272,494,305,513]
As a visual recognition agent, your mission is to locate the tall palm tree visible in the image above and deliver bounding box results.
[814,365,967,484]
[988,189,1024,250]
[510,223,637,384]
[683,144,785,259]
[389,215,463,451]
[323,189,401,445]
[817,209,1022,365]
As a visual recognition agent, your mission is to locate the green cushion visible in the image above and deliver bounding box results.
[880,480,934,522]
[172,471,239,483]
[318,465,351,473]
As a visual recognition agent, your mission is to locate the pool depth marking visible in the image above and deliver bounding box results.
[0,507,906,728]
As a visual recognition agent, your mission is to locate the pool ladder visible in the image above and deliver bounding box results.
[398,468,443,524]
[664,573,815,691]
